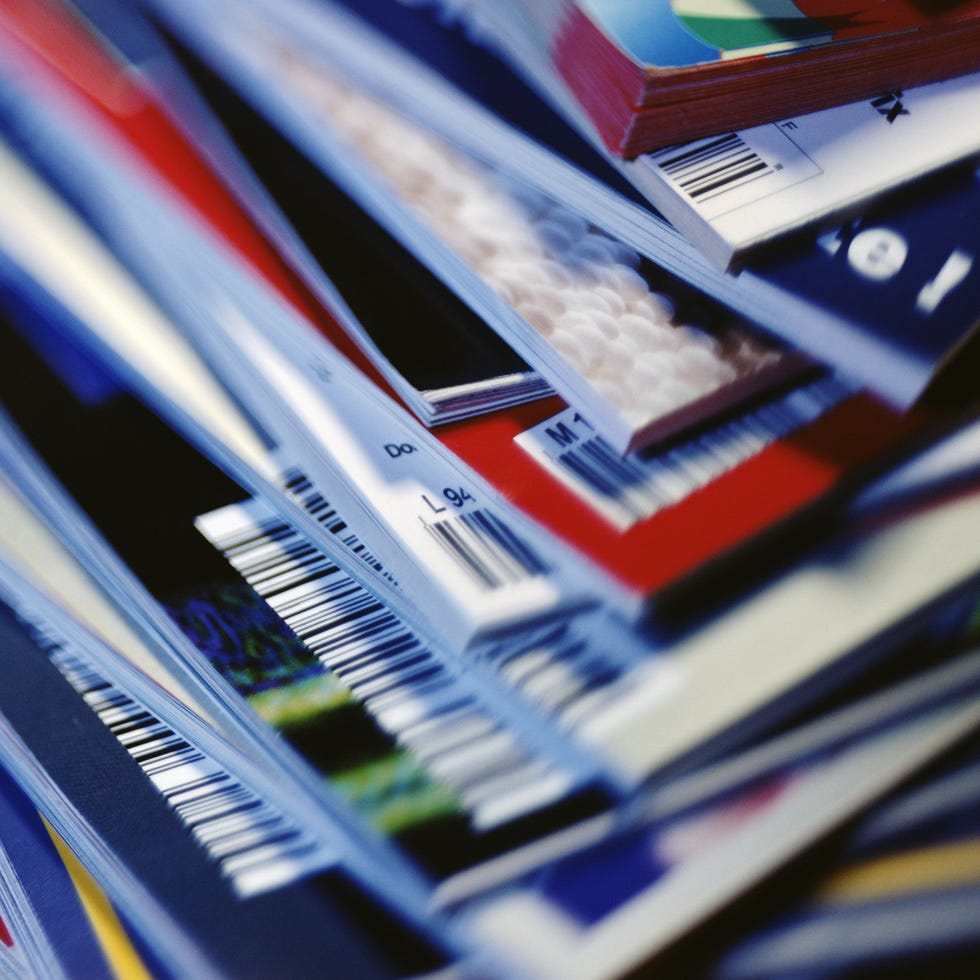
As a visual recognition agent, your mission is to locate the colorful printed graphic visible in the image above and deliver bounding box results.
[673,0,939,51]
[671,0,833,52]
[166,582,461,836]
[582,0,961,66]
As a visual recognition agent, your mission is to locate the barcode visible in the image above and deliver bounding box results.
[195,499,576,827]
[33,631,333,898]
[422,509,549,590]
[481,620,631,729]
[548,377,850,527]
[281,468,389,578]
[652,133,774,203]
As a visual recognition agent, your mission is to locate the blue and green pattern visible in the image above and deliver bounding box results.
[166,583,461,835]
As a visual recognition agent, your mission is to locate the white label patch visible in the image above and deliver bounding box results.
[645,127,821,221]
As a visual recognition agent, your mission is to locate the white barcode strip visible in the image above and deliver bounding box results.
[553,376,849,525]
[652,132,774,203]
[195,500,576,827]
[481,621,627,729]
[281,469,390,579]
[421,508,550,590]
[32,632,333,898]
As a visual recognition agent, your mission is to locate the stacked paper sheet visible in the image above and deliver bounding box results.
[0,1,978,977]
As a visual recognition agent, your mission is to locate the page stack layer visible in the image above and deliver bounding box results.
[143,0,815,455]
[49,11,548,430]
[11,1,973,636]
[0,573,454,978]
[0,23,610,652]
[440,0,980,159]
[158,0,980,412]
[4,102,980,821]
[0,295,630,889]
[624,74,980,264]
[3,445,980,978]
[2,2,980,977]
[422,0,980,261]
[49,0,960,628]
[0,474,466,966]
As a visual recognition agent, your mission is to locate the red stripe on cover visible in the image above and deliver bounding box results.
[441,393,921,597]
[0,0,398,403]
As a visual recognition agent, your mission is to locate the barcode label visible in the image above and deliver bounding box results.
[516,377,852,530]
[281,468,394,582]
[195,498,577,828]
[642,126,820,220]
[33,630,335,898]
[653,133,773,202]
[421,509,550,590]
[479,619,634,730]
[230,311,571,638]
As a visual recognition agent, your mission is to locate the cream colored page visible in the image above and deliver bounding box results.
[583,483,980,780]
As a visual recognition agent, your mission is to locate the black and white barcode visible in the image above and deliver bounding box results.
[557,376,850,522]
[652,132,773,203]
[34,634,333,898]
[281,468,388,578]
[480,619,630,729]
[196,499,576,827]
[422,509,549,590]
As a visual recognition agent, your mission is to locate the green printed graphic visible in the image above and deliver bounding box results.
[167,582,461,836]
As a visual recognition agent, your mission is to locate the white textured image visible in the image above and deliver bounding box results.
[279,48,783,432]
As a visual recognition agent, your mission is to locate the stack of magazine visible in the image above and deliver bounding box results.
[0,1,978,976]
